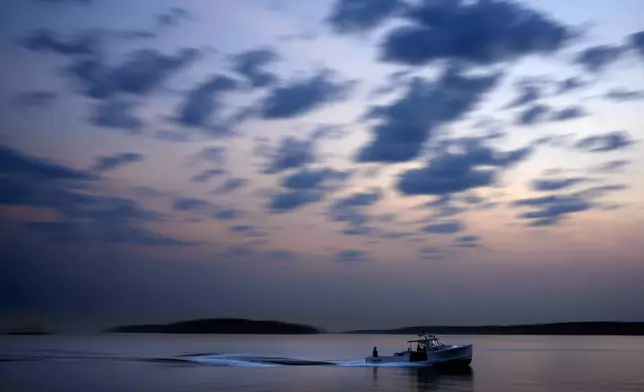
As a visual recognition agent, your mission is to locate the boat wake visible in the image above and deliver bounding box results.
[176,353,435,367]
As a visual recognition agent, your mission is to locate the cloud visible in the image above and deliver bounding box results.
[531,177,586,191]
[259,70,354,119]
[455,235,481,248]
[263,136,316,174]
[423,220,463,234]
[91,152,143,172]
[575,131,635,152]
[22,28,100,56]
[630,31,644,58]
[174,75,238,131]
[514,184,626,226]
[192,168,226,183]
[213,209,241,221]
[310,125,347,140]
[194,147,226,165]
[267,168,349,213]
[215,177,247,194]
[326,0,403,34]
[550,106,586,122]
[337,249,369,262]
[230,47,280,88]
[328,189,381,234]
[157,7,190,27]
[557,77,587,94]
[575,45,625,72]
[380,0,573,67]
[13,91,58,108]
[65,47,199,99]
[172,197,213,212]
[604,88,644,102]
[397,138,532,196]
[420,246,444,260]
[1,145,194,246]
[357,66,501,163]
[505,83,542,108]
[90,99,143,131]
[34,0,92,5]
[595,160,630,173]
[1,144,93,181]
[516,104,550,125]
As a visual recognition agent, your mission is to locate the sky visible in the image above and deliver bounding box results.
[1,0,643,332]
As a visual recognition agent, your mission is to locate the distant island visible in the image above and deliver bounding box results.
[109,318,322,334]
[347,322,644,336]
[1,326,52,336]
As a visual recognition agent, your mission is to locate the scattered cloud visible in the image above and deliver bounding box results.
[328,189,381,235]
[230,47,280,88]
[630,31,644,58]
[90,98,143,131]
[215,177,247,194]
[575,131,635,152]
[531,177,586,191]
[262,136,316,174]
[575,44,625,72]
[12,90,58,108]
[423,220,464,235]
[550,106,586,122]
[326,0,403,34]
[157,7,190,27]
[557,77,587,94]
[604,88,644,102]
[174,75,238,132]
[194,147,226,165]
[397,138,532,196]
[516,104,550,125]
[505,83,542,108]
[455,235,481,248]
[91,152,143,172]
[595,160,630,173]
[357,66,501,163]
[267,168,349,213]
[259,70,355,119]
[192,168,226,183]
[380,0,573,66]
[22,28,100,56]
[337,249,369,262]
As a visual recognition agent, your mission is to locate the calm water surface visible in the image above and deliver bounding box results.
[1,334,644,391]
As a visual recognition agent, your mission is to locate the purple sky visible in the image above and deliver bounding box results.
[1,0,643,331]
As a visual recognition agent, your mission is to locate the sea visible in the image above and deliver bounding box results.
[2,334,644,392]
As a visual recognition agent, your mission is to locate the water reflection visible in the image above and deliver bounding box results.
[372,367,474,391]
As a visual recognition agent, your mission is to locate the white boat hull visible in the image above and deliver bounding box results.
[365,344,472,368]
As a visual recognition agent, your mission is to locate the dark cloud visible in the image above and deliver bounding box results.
[194,147,226,165]
[263,136,316,174]
[22,29,100,56]
[66,47,199,99]
[630,31,644,57]
[557,77,587,94]
[34,0,92,5]
[419,246,444,260]
[357,66,501,163]
[213,209,241,221]
[157,7,190,27]
[337,249,369,262]
[91,152,143,172]
[259,70,354,119]
[174,75,238,131]
[604,88,644,102]
[90,99,143,131]
[575,45,625,72]
[328,189,381,235]
[423,220,463,234]
[516,104,550,125]
[267,168,349,213]
[1,144,92,181]
[531,177,586,191]
[215,178,247,194]
[1,145,193,246]
[505,83,541,108]
[326,0,403,34]
[380,0,573,67]
[172,197,212,212]
[13,91,58,108]
[398,138,532,196]
[192,168,226,183]
[550,106,586,122]
[595,160,630,173]
[455,235,481,248]
[575,131,635,152]
[231,48,280,88]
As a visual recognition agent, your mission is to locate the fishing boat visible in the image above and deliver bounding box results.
[365,333,472,368]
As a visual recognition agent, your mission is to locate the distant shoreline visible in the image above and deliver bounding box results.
[346,322,644,336]
[108,318,322,334]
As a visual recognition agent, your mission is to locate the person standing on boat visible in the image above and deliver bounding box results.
[372,346,378,357]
